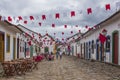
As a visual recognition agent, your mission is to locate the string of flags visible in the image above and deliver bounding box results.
[0,4,113,25]
[0,3,120,43]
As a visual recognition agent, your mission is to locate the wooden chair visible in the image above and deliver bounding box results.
[0,62,4,77]
[26,60,34,71]
[2,62,11,77]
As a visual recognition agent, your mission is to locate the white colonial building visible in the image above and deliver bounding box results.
[66,32,82,56]
[0,20,23,61]
[17,24,42,58]
[40,34,55,54]
[77,10,120,65]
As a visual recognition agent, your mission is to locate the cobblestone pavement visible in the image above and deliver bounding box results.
[0,55,120,80]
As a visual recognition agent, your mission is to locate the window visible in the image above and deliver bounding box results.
[13,37,16,59]
[6,34,10,52]
[92,40,94,53]
[106,36,110,52]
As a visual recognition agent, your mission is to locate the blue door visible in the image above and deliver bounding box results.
[86,42,88,59]
[96,39,99,60]
[89,41,91,59]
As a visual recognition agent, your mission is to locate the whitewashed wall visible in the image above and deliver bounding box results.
[41,35,54,53]
[79,13,120,65]
[0,24,19,61]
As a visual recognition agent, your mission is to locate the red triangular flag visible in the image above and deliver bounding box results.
[87,8,92,14]
[24,21,27,24]
[71,31,73,34]
[67,38,69,40]
[28,41,31,46]
[39,22,42,26]
[18,16,22,20]
[55,13,60,19]
[62,32,64,35]
[64,25,67,28]
[25,32,28,37]
[75,25,78,27]
[32,33,34,38]
[88,28,92,31]
[30,16,34,20]
[42,15,46,20]
[105,4,111,10]
[46,33,48,36]
[71,11,75,17]
[99,33,106,44]
[52,24,55,28]
[102,29,107,33]
[8,16,12,22]
[85,25,88,29]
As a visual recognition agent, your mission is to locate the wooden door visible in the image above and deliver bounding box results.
[76,45,77,56]
[96,40,99,60]
[17,38,19,58]
[0,34,4,62]
[81,44,82,58]
[84,43,85,59]
[30,45,33,57]
[13,38,16,59]
[89,42,91,59]
[113,32,118,64]
[86,43,88,59]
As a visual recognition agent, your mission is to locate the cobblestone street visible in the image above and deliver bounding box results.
[1,55,120,80]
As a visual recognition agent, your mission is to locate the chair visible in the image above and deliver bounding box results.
[0,62,4,77]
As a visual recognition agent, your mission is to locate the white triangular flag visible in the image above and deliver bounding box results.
[63,12,67,17]
[35,16,39,20]
[16,20,19,23]
[78,10,82,14]
[1,16,6,21]
[13,16,16,20]
[48,14,52,19]
[23,16,28,20]
[116,1,120,11]
[31,21,34,25]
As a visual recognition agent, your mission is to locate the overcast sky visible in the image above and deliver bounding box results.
[0,0,120,40]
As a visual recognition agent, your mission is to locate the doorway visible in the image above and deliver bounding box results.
[0,32,4,62]
[112,31,119,64]
[13,37,16,59]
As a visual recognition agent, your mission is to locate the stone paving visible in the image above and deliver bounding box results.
[0,55,120,80]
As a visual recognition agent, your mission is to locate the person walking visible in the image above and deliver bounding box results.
[56,51,59,59]
[59,51,63,59]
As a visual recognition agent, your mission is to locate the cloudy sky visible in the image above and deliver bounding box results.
[0,0,120,40]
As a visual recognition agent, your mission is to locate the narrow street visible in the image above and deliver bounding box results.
[1,55,120,80]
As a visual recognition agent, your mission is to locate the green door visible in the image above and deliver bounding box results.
[30,46,33,57]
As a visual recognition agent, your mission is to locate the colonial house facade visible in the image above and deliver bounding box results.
[17,24,42,58]
[78,10,120,65]
[40,34,55,54]
[66,32,82,56]
[0,21,23,61]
